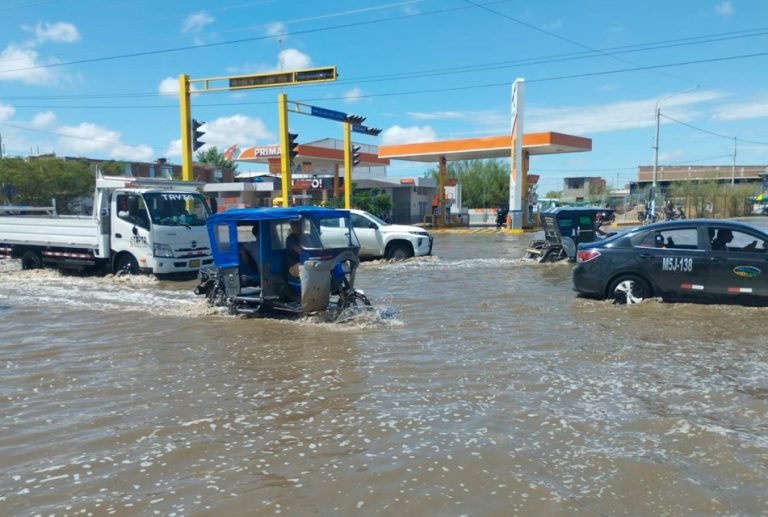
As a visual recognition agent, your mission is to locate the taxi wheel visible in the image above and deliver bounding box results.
[608,275,651,305]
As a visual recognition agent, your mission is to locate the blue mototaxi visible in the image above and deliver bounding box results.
[194,206,370,319]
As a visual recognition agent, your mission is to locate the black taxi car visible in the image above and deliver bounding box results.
[572,220,768,305]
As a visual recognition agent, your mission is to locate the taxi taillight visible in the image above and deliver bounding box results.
[577,249,601,263]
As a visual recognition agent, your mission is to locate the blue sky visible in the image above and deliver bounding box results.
[1,0,767,193]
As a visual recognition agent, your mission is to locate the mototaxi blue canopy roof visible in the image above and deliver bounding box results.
[207,206,349,225]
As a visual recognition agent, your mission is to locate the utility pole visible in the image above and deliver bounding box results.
[649,106,660,224]
[731,137,737,185]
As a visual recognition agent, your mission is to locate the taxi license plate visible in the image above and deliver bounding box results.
[189,259,200,268]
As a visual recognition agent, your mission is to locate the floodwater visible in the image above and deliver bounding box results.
[2,219,768,516]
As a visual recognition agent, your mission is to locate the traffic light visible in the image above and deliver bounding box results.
[191,119,206,151]
[346,114,366,125]
[288,132,299,162]
[352,145,361,167]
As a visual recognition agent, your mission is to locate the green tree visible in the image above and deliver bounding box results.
[544,190,562,198]
[0,158,94,213]
[424,159,509,208]
[196,146,237,172]
[352,187,393,218]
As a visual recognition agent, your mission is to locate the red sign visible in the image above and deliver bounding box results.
[293,180,312,189]
[527,174,540,185]
[399,178,415,185]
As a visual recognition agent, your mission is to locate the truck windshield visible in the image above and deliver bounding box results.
[143,192,209,227]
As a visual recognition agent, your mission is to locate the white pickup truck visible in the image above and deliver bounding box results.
[348,209,433,260]
[0,175,213,275]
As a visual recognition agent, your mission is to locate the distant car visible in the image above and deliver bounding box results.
[349,209,433,260]
[573,220,768,305]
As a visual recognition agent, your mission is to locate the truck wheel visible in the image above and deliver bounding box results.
[386,243,413,261]
[116,254,139,275]
[21,250,42,270]
[608,275,651,305]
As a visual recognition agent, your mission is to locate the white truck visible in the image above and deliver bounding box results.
[0,175,213,275]
[348,209,433,260]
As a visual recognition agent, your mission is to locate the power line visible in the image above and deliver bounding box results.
[660,113,768,146]
[0,0,515,76]
[4,24,768,102]
[0,121,166,152]
[461,0,698,86]
[9,49,768,113]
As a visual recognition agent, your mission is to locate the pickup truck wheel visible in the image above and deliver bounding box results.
[21,250,42,270]
[386,243,413,261]
[116,254,139,275]
[608,275,651,305]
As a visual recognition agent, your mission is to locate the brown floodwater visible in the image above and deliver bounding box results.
[2,219,768,516]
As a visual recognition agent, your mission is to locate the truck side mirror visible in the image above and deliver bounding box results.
[100,208,109,217]
[368,222,378,230]
[132,226,138,236]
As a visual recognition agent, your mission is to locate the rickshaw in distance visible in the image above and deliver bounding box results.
[525,207,616,263]
[194,206,370,320]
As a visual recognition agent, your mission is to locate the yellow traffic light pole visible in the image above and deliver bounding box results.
[179,74,193,182]
[343,122,352,209]
[278,93,293,206]
[178,66,337,183]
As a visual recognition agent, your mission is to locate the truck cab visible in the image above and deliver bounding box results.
[105,186,213,274]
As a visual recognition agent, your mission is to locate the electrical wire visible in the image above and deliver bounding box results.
[660,113,768,146]
[0,121,167,152]
[4,24,768,101]
[0,0,515,76]
[461,0,698,86]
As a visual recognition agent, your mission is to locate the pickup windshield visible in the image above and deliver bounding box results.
[144,192,209,227]
[303,216,360,250]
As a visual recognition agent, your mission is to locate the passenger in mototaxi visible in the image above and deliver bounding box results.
[285,219,302,299]
[238,224,260,286]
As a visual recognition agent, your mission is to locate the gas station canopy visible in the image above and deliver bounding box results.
[378,132,591,162]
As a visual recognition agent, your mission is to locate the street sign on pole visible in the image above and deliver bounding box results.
[310,106,347,122]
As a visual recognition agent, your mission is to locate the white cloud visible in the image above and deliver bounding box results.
[658,149,688,162]
[23,21,80,43]
[542,18,562,31]
[0,103,15,121]
[0,44,55,84]
[164,115,274,157]
[343,87,363,103]
[278,48,310,70]
[31,111,55,127]
[182,11,214,33]
[158,77,179,96]
[266,22,287,38]
[715,1,733,16]
[526,90,727,135]
[408,111,465,120]
[56,123,154,161]
[165,138,182,158]
[711,96,768,121]
[381,125,437,145]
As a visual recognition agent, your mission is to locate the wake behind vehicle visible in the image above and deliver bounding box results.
[525,207,616,263]
[573,219,768,305]
[194,207,370,320]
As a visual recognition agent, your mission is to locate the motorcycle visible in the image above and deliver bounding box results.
[495,206,509,228]
[663,204,686,221]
